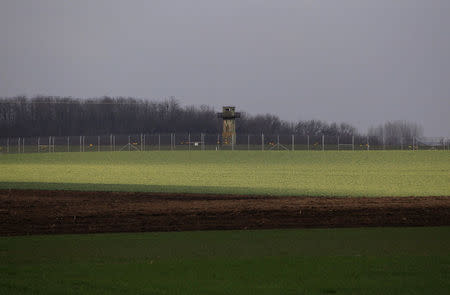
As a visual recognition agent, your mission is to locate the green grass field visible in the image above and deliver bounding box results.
[0,151,449,196]
[1,227,449,294]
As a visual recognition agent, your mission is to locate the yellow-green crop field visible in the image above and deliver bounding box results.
[0,151,449,196]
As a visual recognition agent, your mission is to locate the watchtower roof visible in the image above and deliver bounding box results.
[217,106,241,119]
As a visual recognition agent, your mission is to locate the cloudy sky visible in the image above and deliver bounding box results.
[1,0,449,136]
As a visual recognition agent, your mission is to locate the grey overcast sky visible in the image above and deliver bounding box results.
[1,1,449,136]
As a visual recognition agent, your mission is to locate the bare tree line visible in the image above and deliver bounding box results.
[0,96,423,142]
[368,121,423,144]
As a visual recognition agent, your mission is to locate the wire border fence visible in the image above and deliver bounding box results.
[0,133,448,154]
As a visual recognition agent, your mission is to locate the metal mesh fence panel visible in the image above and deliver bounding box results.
[204,134,219,150]
[2,137,20,154]
[307,135,322,151]
[262,134,277,150]
[354,136,369,151]
[241,134,261,150]
[143,134,159,151]
[292,135,308,150]
[368,136,383,150]
[324,136,337,150]
[51,136,66,153]
[188,133,203,150]
[161,133,173,150]
[234,134,249,150]
[0,137,8,153]
[337,135,354,151]
[175,133,189,151]
[402,137,415,151]
[278,134,292,151]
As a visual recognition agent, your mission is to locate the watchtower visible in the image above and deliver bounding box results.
[217,106,241,145]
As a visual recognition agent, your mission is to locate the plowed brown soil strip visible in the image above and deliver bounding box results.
[1,189,449,236]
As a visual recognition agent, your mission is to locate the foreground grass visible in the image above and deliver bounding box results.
[1,227,449,294]
[0,151,449,196]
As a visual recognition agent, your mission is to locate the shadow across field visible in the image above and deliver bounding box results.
[0,181,369,197]
[0,181,236,194]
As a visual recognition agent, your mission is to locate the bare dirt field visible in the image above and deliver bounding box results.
[1,189,449,236]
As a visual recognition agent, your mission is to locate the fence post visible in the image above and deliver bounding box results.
[277,135,280,151]
[337,136,340,151]
[7,138,9,153]
[352,135,354,151]
[292,134,294,151]
[67,136,70,152]
[38,137,40,152]
[98,136,100,152]
[232,134,235,151]
[143,134,146,151]
[128,136,131,151]
[48,137,51,153]
[79,136,82,152]
[158,134,161,151]
[413,136,415,151]
[248,134,250,151]
[400,137,403,150]
[201,133,204,151]
[261,133,264,151]
[83,136,85,152]
[367,136,369,151]
[23,138,25,153]
[307,135,309,151]
[188,133,191,151]
[322,135,324,151]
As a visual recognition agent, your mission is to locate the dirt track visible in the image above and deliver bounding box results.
[1,189,449,236]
